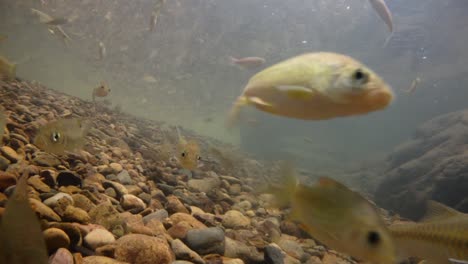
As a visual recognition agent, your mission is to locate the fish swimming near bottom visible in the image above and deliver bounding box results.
[33,118,91,155]
[176,126,201,170]
[0,171,48,263]
[389,201,468,264]
[0,55,16,81]
[226,52,394,128]
[92,81,110,102]
[264,162,396,264]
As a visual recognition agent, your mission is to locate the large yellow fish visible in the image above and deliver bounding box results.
[33,118,90,155]
[0,55,16,81]
[176,126,201,170]
[0,171,48,263]
[265,163,395,264]
[227,52,393,128]
[390,201,468,264]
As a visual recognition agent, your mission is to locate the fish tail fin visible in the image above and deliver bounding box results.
[260,161,298,208]
[228,56,238,65]
[382,31,394,48]
[226,96,248,129]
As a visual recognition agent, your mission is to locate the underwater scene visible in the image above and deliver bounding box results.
[1,0,468,263]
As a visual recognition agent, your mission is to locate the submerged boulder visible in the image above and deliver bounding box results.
[375,109,468,219]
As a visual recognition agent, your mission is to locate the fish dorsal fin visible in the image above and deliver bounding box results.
[317,177,349,191]
[421,200,461,222]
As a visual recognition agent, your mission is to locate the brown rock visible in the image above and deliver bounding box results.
[63,206,91,224]
[0,146,19,162]
[30,198,62,221]
[49,248,74,264]
[84,228,116,250]
[166,195,189,214]
[114,234,174,264]
[0,171,16,191]
[83,256,129,264]
[28,175,51,193]
[44,228,70,253]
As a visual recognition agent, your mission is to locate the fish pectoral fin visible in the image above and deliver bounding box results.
[247,96,273,107]
[276,85,316,100]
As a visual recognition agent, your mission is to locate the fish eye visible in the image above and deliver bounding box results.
[366,230,381,246]
[181,151,186,157]
[197,156,201,160]
[51,131,61,142]
[352,68,368,84]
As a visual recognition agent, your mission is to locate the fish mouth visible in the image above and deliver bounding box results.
[366,87,393,108]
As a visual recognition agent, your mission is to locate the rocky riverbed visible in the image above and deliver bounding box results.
[0,79,360,264]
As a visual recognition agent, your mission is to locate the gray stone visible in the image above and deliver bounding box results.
[185,227,225,255]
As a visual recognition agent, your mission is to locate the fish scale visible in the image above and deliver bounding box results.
[389,202,468,263]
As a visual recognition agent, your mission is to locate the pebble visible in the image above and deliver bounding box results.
[63,206,91,224]
[222,210,250,229]
[0,171,16,191]
[171,239,205,264]
[83,256,129,264]
[103,180,128,198]
[49,248,74,264]
[185,227,225,255]
[71,193,96,212]
[166,195,189,214]
[110,163,123,174]
[48,222,83,246]
[114,234,174,264]
[28,175,51,192]
[44,193,74,207]
[84,228,116,250]
[116,170,132,185]
[224,237,264,263]
[30,198,62,221]
[228,184,242,195]
[57,171,82,187]
[0,146,19,162]
[187,177,220,193]
[264,244,286,264]
[121,194,146,212]
[143,209,169,224]
[44,228,71,253]
[0,155,10,170]
[277,237,306,261]
[89,203,125,233]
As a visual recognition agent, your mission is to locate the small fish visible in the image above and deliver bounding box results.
[44,17,69,25]
[229,56,265,69]
[33,118,90,155]
[98,41,106,60]
[390,201,468,263]
[227,52,393,128]
[176,126,201,170]
[0,171,48,263]
[51,25,72,46]
[143,74,157,83]
[402,77,421,94]
[92,81,110,102]
[368,0,393,32]
[31,8,54,23]
[0,55,16,81]
[149,11,158,32]
[264,162,396,263]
